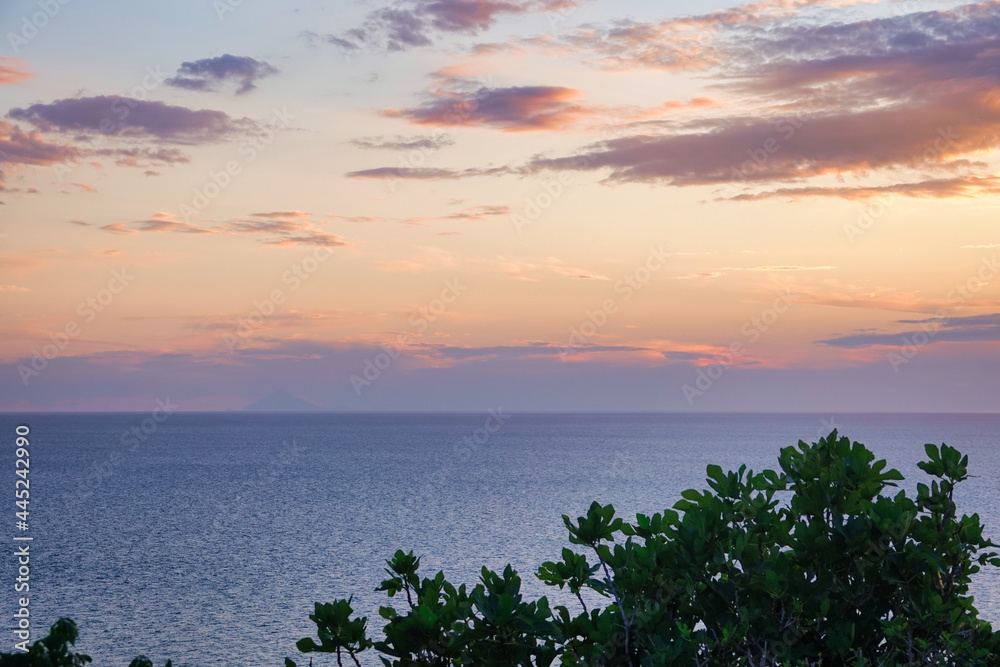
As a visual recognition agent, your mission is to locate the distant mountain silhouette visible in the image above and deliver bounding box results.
[242,390,325,412]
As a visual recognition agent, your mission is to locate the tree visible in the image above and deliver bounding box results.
[289,432,1000,666]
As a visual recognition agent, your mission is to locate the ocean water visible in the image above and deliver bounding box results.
[1,412,998,666]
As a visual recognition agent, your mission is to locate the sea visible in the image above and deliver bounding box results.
[1,412,998,666]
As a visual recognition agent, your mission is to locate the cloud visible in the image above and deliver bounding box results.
[0,121,79,167]
[0,120,79,192]
[311,0,583,52]
[784,279,1000,315]
[350,134,455,151]
[96,212,350,248]
[6,338,1000,412]
[0,58,32,85]
[220,219,314,234]
[261,232,350,248]
[383,69,714,133]
[166,54,279,95]
[365,246,608,280]
[408,204,510,224]
[218,214,352,247]
[249,210,311,219]
[724,176,1000,202]
[510,2,1000,194]
[346,165,513,179]
[326,204,507,226]
[673,271,723,280]
[8,96,250,143]
[0,285,29,292]
[356,4,1000,189]
[471,0,874,72]
[526,107,978,186]
[328,215,387,224]
[383,83,588,131]
[185,310,352,333]
[416,342,651,360]
[741,265,835,272]
[89,146,191,167]
[101,214,212,235]
[522,0,894,72]
[820,313,1000,349]
[438,204,508,219]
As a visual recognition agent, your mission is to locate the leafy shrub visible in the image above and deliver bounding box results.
[0,619,90,667]
[289,432,1000,666]
[0,620,180,667]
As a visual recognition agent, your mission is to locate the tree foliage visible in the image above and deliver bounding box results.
[0,619,90,667]
[289,432,1000,666]
[0,619,182,667]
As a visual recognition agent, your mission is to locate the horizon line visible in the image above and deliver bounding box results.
[2,410,999,415]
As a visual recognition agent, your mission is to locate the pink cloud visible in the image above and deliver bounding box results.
[383,84,587,132]
[0,58,32,85]
[0,120,79,192]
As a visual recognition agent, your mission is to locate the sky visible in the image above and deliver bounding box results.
[1,0,1000,412]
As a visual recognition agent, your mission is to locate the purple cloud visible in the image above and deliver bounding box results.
[8,96,250,144]
[166,54,279,95]
[346,165,514,179]
[384,84,586,131]
[310,0,582,52]
[821,313,1000,349]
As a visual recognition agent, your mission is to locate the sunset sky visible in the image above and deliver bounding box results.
[2,0,1000,411]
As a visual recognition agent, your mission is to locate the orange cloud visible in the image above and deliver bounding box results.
[0,58,32,85]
